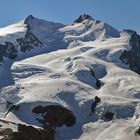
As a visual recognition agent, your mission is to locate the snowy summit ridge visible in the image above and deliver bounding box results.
[0,14,140,140]
[74,14,94,23]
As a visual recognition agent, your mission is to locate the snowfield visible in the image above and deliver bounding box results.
[0,15,140,140]
[0,21,27,45]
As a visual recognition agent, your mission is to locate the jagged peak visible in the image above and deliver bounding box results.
[74,14,94,23]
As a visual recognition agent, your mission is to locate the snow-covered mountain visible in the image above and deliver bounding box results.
[0,14,140,140]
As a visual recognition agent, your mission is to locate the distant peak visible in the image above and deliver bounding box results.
[24,15,35,24]
[74,14,94,23]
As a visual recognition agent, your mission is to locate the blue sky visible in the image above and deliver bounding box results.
[0,0,140,33]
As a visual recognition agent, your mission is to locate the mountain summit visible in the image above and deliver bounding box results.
[0,15,140,140]
[0,14,120,62]
[74,14,94,23]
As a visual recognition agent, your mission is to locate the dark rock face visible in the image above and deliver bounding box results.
[16,124,54,140]
[0,124,55,140]
[0,128,13,137]
[32,105,76,127]
[17,29,43,52]
[0,104,76,139]
[0,42,17,62]
[104,112,114,121]
[89,67,96,78]
[96,79,102,89]
[0,29,43,62]
[74,14,93,23]
[5,42,18,59]
[120,29,140,74]
[91,96,101,113]
[89,67,103,89]
[0,44,6,61]
[135,126,140,136]
[0,15,43,62]
[19,15,43,52]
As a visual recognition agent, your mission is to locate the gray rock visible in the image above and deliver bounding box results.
[17,29,43,52]
[0,42,17,62]
[120,30,140,74]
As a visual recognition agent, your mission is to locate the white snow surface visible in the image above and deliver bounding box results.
[0,16,140,140]
[25,15,65,44]
[0,21,27,45]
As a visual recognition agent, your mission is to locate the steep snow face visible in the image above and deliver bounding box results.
[0,21,27,45]
[25,15,66,47]
[0,15,67,62]
[0,15,65,47]
[0,15,140,140]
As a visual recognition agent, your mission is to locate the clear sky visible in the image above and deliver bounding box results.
[0,0,140,33]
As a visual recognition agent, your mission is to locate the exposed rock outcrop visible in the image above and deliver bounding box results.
[32,105,76,127]
[0,123,55,140]
[120,29,140,74]
[17,29,43,52]
[89,67,103,89]
[135,126,140,136]
[74,14,93,23]
[0,18,43,62]
[17,15,43,52]
[103,112,114,121]
[0,104,76,139]
[91,96,101,113]
[0,42,17,62]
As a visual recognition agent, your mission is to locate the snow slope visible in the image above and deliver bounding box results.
[0,21,27,45]
[0,15,140,140]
